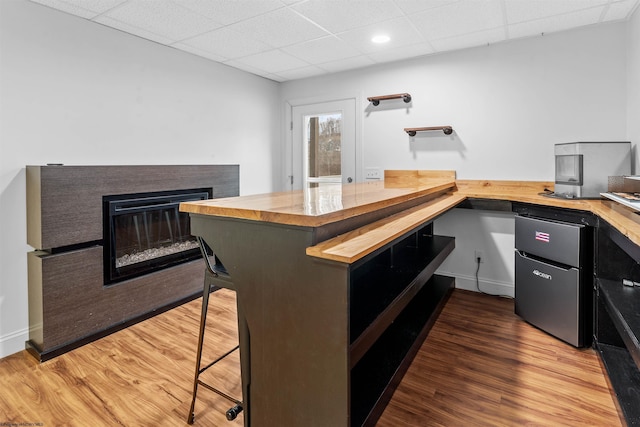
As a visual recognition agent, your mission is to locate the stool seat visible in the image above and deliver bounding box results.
[205,266,234,289]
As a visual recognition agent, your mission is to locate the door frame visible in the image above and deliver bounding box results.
[283,93,363,191]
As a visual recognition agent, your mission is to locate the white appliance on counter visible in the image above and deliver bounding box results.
[553,141,631,199]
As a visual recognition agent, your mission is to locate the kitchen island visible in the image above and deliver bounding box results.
[180,171,640,426]
[180,170,463,426]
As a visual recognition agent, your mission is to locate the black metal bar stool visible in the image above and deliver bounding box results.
[187,236,243,424]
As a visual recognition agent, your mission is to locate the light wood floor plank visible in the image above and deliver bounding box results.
[0,288,622,426]
[376,290,622,427]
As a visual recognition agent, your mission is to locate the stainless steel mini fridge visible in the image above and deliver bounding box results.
[515,215,589,347]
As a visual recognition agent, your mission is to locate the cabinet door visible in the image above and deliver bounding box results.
[515,251,582,346]
[515,216,583,267]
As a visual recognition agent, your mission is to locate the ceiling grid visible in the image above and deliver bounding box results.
[28,0,640,82]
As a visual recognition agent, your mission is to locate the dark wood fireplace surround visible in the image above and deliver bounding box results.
[26,165,239,361]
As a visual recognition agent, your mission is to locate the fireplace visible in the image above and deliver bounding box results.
[26,165,239,360]
[103,188,211,285]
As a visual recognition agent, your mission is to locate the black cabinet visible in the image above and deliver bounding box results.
[346,223,455,426]
[594,220,640,425]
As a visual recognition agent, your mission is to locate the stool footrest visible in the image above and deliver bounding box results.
[198,380,243,406]
[199,345,240,374]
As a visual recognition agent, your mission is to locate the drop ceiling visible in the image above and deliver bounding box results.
[29,0,640,82]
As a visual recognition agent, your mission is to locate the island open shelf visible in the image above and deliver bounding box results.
[349,229,455,362]
[309,219,455,426]
[351,274,454,426]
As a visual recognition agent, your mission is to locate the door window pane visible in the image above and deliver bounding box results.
[306,112,342,185]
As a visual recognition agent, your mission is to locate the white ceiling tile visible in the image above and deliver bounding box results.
[318,55,376,73]
[29,0,123,19]
[366,42,434,63]
[179,26,273,59]
[410,0,504,41]
[226,7,329,48]
[93,15,176,44]
[177,0,285,25]
[394,0,460,15]
[25,0,640,82]
[282,36,361,63]
[504,0,609,24]
[233,49,310,73]
[223,58,274,76]
[292,0,404,33]
[171,42,228,62]
[99,0,222,41]
[263,73,288,82]
[337,17,425,54]
[273,65,327,80]
[59,0,128,13]
[430,27,506,52]
[508,6,606,39]
[603,0,640,21]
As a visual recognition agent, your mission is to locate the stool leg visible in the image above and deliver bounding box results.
[187,278,213,424]
[237,308,251,426]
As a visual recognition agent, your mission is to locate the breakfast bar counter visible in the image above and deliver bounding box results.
[180,172,456,228]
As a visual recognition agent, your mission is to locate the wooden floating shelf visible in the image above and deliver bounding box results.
[404,126,453,136]
[367,93,412,106]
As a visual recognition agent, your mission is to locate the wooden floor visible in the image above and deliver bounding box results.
[0,289,623,426]
[377,290,623,426]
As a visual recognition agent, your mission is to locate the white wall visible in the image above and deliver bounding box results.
[0,0,280,358]
[629,6,640,164]
[280,24,628,181]
[1,2,636,360]
[280,22,628,296]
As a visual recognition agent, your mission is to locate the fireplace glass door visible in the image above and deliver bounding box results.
[104,189,210,284]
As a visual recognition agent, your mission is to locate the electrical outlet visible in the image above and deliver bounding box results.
[365,167,382,180]
[474,250,484,263]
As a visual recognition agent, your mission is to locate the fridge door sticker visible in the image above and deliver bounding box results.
[535,231,550,242]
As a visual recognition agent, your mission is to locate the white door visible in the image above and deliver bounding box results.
[289,99,356,190]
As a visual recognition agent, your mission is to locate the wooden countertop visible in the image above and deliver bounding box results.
[306,193,466,263]
[456,179,640,247]
[180,171,640,254]
[305,179,640,264]
[179,176,456,228]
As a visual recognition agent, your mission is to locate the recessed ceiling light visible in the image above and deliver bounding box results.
[371,34,390,44]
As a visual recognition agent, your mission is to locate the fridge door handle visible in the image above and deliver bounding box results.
[515,250,576,272]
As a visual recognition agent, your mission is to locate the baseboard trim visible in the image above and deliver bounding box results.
[0,327,30,359]
[437,270,514,298]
